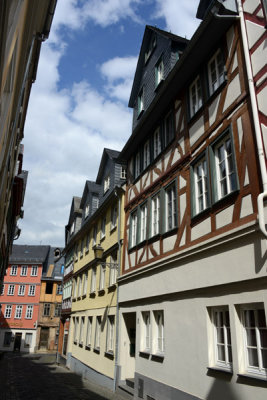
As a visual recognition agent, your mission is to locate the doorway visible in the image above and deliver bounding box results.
[13,333,22,352]
[120,312,136,381]
[39,327,49,349]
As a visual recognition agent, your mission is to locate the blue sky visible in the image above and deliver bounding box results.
[17,0,200,247]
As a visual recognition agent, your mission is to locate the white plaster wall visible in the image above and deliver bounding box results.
[191,217,211,241]
[208,95,220,127]
[257,85,267,116]
[240,194,253,218]
[216,204,234,229]
[189,115,205,147]
[251,38,267,77]
[162,234,176,254]
[246,20,265,49]
[223,74,241,113]
[243,0,260,14]
[0,329,37,353]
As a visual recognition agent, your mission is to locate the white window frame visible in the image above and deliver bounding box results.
[140,203,148,242]
[111,205,117,230]
[208,49,225,95]
[18,285,25,296]
[28,285,36,296]
[31,265,38,276]
[155,57,164,87]
[151,193,160,237]
[214,134,236,200]
[153,310,164,355]
[210,307,232,371]
[109,253,117,286]
[90,267,96,293]
[120,166,126,179]
[86,316,93,347]
[153,128,161,159]
[104,175,110,193]
[106,315,115,353]
[189,75,203,116]
[24,333,33,347]
[43,303,51,317]
[240,304,267,377]
[101,216,106,239]
[85,204,90,218]
[77,275,82,297]
[99,264,106,291]
[165,183,177,232]
[194,157,209,214]
[82,272,88,296]
[143,140,150,169]
[95,316,101,350]
[25,305,33,319]
[8,284,15,296]
[141,311,151,352]
[4,305,12,318]
[20,265,28,276]
[130,210,138,248]
[15,305,23,319]
[10,265,18,276]
[79,316,85,345]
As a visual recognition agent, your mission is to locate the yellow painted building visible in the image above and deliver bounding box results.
[65,149,126,390]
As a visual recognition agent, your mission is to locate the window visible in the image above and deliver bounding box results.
[74,317,79,343]
[153,311,164,355]
[138,88,144,115]
[151,193,160,237]
[56,284,62,295]
[10,265,18,275]
[192,156,209,215]
[18,285,25,296]
[155,57,164,87]
[95,316,101,350]
[210,307,232,371]
[4,305,12,318]
[165,183,177,231]
[70,221,75,235]
[86,316,93,347]
[111,205,117,230]
[82,272,88,296]
[20,265,28,276]
[28,285,36,296]
[54,303,61,317]
[109,253,117,286]
[85,233,90,252]
[164,112,174,146]
[93,225,97,247]
[104,176,110,193]
[31,265,38,276]
[120,166,126,179]
[74,243,78,261]
[153,128,161,159]
[145,35,156,63]
[85,204,90,218]
[25,305,33,319]
[77,275,82,297]
[101,216,106,239]
[241,305,267,376]
[90,267,96,293]
[15,305,23,319]
[45,282,53,294]
[140,203,148,242]
[72,278,77,298]
[106,315,115,353]
[92,195,99,212]
[25,333,32,347]
[1,284,4,295]
[99,264,106,291]
[43,303,51,317]
[8,284,15,296]
[143,140,150,169]
[3,332,12,347]
[189,75,203,116]
[141,311,151,352]
[135,151,141,178]
[79,316,85,345]
[80,239,84,258]
[208,49,225,95]
[130,210,138,248]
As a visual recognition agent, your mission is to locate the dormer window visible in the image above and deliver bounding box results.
[155,56,164,88]
[92,195,99,212]
[138,88,144,116]
[104,175,110,193]
[70,221,75,235]
[120,166,126,179]
[145,35,156,63]
[85,204,90,218]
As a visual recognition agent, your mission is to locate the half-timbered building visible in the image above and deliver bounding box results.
[117,1,267,399]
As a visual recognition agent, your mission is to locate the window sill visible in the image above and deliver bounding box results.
[108,283,116,290]
[89,292,96,298]
[162,227,178,238]
[77,296,81,301]
[105,351,114,359]
[98,289,105,295]
[79,343,83,348]
[85,345,91,351]
[237,373,267,383]
[207,366,233,375]
[85,249,89,254]
[74,341,77,345]
[139,350,150,358]
[151,353,164,362]
[73,298,76,302]
[110,226,117,233]
[82,294,86,299]
[93,347,100,354]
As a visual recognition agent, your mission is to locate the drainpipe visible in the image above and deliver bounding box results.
[236,0,267,237]
[113,188,122,392]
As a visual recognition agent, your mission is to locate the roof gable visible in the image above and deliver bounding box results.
[96,148,120,184]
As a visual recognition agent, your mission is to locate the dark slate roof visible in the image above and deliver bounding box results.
[147,25,189,44]
[80,180,101,208]
[197,0,237,19]
[42,247,64,280]
[9,245,50,263]
[96,148,121,184]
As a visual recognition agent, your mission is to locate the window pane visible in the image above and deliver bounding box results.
[217,344,225,361]
[248,348,259,367]
[216,327,225,343]
[245,310,255,327]
[258,309,266,327]
[246,328,257,346]
[260,329,267,347]
[261,349,267,368]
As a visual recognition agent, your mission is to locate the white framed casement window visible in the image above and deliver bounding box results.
[85,203,90,218]
[72,317,77,343]
[8,284,15,296]
[192,156,209,215]
[151,193,160,237]
[31,265,38,276]
[164,112,174,146]
[104,175,110,193]
[74,317,79,343]
[153,128,161,159]
[25,305,33,319]
[82,272,88,296]
[15,305,23,319]
[210,307,232,371]
[106,315,115,354]
[99,264,106,291]
[4,305,12,318]
[95,316,101,350]
[1,284,4,295]
[141,311,151,352]
[86,316,93,347]
[10,265,18,276]
[140,202,148,242]
[109,253,117,286]
[165,182,177,232]
[189,75,203,116]
[212,132,238,201]
[79,316,85,345]
[20,265,28,276]
[135,151,141,178]
[28,285,36,296]
[155,56,164,87]
[90,267,96,293]
[24,333,33,348]
[120,166,127,179]
[111,204,117,230]
[92,195,99,212]
[18,285,25,296]
[143,140,150,170]
[152,310,164,355]
[240,304,267,377]
[130,210,138,248]
[101,216,106,239]
[93,225,97,247]
[138,87,144,115]
[43,303,51,317]
[77,275,82,297]
[208,49,225,95]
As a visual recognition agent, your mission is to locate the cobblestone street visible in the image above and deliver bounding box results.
[0,353,128,400]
